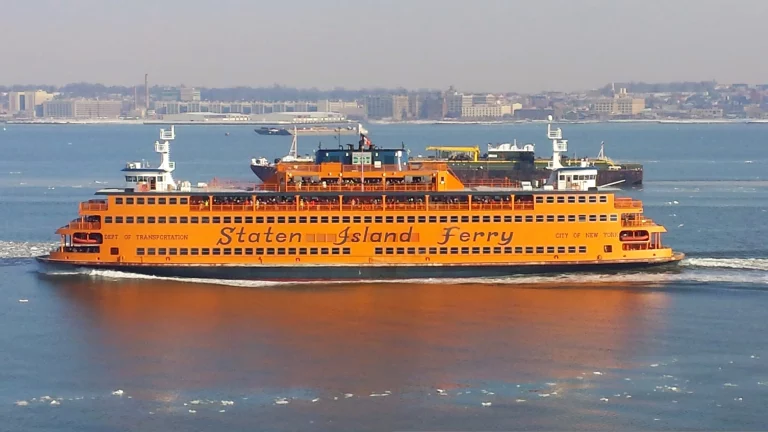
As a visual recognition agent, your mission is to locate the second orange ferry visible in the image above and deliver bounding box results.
[37,125,683,280]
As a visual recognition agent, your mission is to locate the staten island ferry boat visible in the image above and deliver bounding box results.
[37,126,683,281]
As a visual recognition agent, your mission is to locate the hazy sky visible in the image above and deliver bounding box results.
[2,0,766,92]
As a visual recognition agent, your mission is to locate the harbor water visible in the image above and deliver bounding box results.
[1,123,768,431]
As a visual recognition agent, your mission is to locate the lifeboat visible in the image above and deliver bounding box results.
[73,232,103,244]
[619,230,649,242]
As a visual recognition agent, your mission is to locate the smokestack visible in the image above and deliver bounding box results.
[133,86,137,111]
[144,73,149,111]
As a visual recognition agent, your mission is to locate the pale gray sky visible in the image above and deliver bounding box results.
[2,0,766,92]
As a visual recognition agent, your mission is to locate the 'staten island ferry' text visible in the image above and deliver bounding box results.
[37,125,683,280]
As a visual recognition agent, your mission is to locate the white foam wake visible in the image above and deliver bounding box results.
[0,241,57,258]
[682,258,768,272]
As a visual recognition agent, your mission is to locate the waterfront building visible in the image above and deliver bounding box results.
[42,99,123,119]
[8,90,54,117]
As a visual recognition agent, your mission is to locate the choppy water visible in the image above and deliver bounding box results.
[2,123,768,431]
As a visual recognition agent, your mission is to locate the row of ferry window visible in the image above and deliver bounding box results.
[536,195,607,204]
[112,195,608,206]
[374,246,589,255]
[105,214,620,224]
[134,245,589,256]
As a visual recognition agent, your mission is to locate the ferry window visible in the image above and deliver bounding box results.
[429,247,437,254]
[525,247,534,254]
[180,198,188,205]
[386,248,394,255]
[319,217,327,224]
[115,216,123,223]
[567,196,575,203]
[558,246,566,254]
[470,216,478,223]
[147,217,156,224]
[245,248,253,255]
[136,248,145,255]
[213,217,221,224]
[337,217,345,223]
[385,216,394,223]
[589,196,597,203]
[375,216,383,223]
[223,249,232,256]
[557,196,565,203]
[223,217,231,224]
[148,248,156,255]
[137,217,145,224]
[169,248,177,255]
[480,216,490,223]
[298,248,306,255]
[547,246,555,254]
[610,214,618,222]
[599,215,607,222]
[515,247,523,254]
[191,248,199,255]
[589,215,597,222]
[310,248,318,255]
[536,247,545,254]
[515,216,523,223]
[483,247,491,254]
[604,245,612,253]
[158,248,167,255]
[578,196,586,203]
[567,215,576,222]
[461,247,470,254]
[234,217,242,223]
[256,217,265,224]
[267,217,276,224]
[535,215,544,222]
[417,247,426,254]
[137,198,145,205]
[407,247,415,255]
[439,216,447,223]
[169,217,177,224]
[126,217,134,223]
[180,248,188,256]
[439,247,448,254]
[546,215,555,222]
[504,216,512,223]
[114,198,123,205]
[546,196,555,203]
[504,247,513,254]
[332,248,340,255]
[287,248,296,255]
[277,248,286,255]
[557,215,565,222]
[342,248,351,255]
[494,247,502,254]
[396,216,404,223]
[450,247,459,254]
[213,248,221,255]
[354,216,363,223]
[525,216,533,223]
[493,216,501,223]
[147,198,156,205]
[450,216,459,223]
[429,216,437,223]
[535,196,544,203]
[309,217,317,224]
[472,247,480,254]
[202,217,210,223]
[159,198,167,205]
[159,217,167,224]
[568,246,576,253]
[579,246,587,253]
[579,215,587,222]
[169,198,177,205]
[266,248,274,256]
[406,216,415,223]
[245,217,253,224]
[202,248,210,255]
[599,196,607,203]
[105,216,113,223]
[321,248,329,255]
[418,216,426,223]
[375,247,383,255]
[191,217,199,223]
[365,217,373,223]
[256,248,265,255]
[286,217,295,224]
[126,198,134,205]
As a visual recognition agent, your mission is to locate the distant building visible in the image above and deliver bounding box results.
[364,95,393,119]
[418,92,447,120]
[445,91,472,117]
[591,88,645,116]
[43,99,123,119]
[180,87,201,101]
[514,108,557,120]
[392,95,409,121]
[8,90,54,117]
[460,104,512,118]
[689,108,724,118]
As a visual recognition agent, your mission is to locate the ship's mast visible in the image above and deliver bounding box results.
[547,115,567,170]
[288,126,299,158]
[597,141,605,160]
[155,126,176,187]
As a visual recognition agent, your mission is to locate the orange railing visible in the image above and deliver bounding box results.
[257,183,434,192]
[257,204,299,212]
[514,203,535,210]
[471,202,511,210]
[614,198,642,209]
[80,202,108,211]
[464,180,522,188]
[428,203,471,211]
[211,204,255,212]
[65,222,101,230]
[275,163,448,173]
[621,218,656,227]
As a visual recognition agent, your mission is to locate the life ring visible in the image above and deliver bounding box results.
[295,258,300,263]
[597,255,603,260]
[554,255,559,260]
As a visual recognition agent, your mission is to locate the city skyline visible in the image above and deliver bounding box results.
[2,0,767,92]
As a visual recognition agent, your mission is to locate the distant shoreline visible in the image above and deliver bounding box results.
[2,118,767,126]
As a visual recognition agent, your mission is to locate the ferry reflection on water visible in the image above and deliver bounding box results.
[44,275,670,399]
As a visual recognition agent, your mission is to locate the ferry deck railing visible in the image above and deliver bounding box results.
[80,202,108,211]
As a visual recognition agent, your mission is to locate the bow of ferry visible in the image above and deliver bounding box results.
[38,125,683,281]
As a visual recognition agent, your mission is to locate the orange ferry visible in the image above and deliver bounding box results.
[37,126,683,280]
